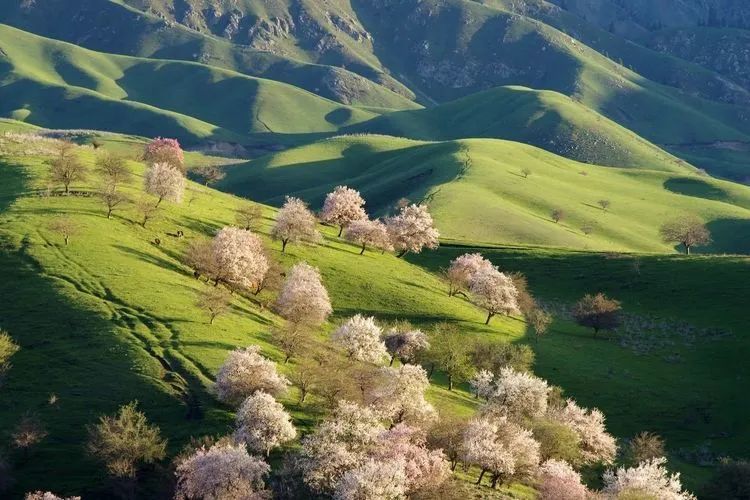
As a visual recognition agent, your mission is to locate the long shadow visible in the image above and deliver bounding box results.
[706,218,750,255]
[113,244,191,278]
[663,177,729,202]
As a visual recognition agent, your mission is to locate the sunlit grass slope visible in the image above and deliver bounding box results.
[0,24,382,144]
[220,134,750,254]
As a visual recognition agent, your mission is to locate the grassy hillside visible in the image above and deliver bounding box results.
[351,86,691,171]
[0,0,419,109]
[1,132,747,495]
[219,134,750,253]
[0,24,384,145]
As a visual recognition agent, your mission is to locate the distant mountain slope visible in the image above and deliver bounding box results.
[351,86,691,172]
[0,24,382,144]
[219,135,750,253]
[0,0,419,109]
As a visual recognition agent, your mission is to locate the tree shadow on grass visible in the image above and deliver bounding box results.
[113,244,192,278]
[706,218,750,255]
[663,177,729,202]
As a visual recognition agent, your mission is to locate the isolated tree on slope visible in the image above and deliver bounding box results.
[214,345,290,406]
[573,293,621,337]
[96,152,132,190]
[234,391,297,456]
[48,217,80,246]
[469,267,520,325]
[272,196,320,252]
[196,287,231,325]
[602,457,696,500]
[446,253,494,297]
[321,185,367,237]
[144,162,185,207]
[386,204,439,257]
[48,146,87,194]
[275,262,332,327]
[143,137,184,172]
[210,227,269,290]
[462,416,540,488]
[332,315,388,363]
[344,219,393,255]
[174,442,270,500]
[536,459,589,500]
[660,215,711,255]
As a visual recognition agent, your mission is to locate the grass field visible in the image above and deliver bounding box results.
[0,133,747,495]
[220,134,750,253]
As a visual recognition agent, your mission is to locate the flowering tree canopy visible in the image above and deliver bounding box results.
[382,325,429,366]
[344,219,393,255]
[536,459,588,500]
[275,263,332,327]
[446,253,494,297]
[331,315,388,363]
[210,227,269,290]
[143,137,184,172]
[321,186,367,236]
[385,204,439,257]
[549,399,617,465]
[484,367,549,421]
[234,391,297,456]
[214,345,290,405]
[272,196,320,252]
[369,364,437,429]
[144,162,185,206]
[469,267,520,325]
[175,442,270,500]
[602,457,696,500]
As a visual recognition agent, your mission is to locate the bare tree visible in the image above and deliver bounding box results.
[660,215,711,255]
[48,217,80,245]
[193,166,226,186]
[12,413,48,456]
[49,149,87,194]
[99,184,129,219]
[96,153,132,190]
[626,431,665,465]
[521,167,532,179]
[135,197,159,228]
[551,208,565,224]
[236,204,263,231]
[597,199,611,212]
[528,308,552,342]
[196,287,232,325]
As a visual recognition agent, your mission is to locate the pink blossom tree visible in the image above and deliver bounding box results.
[143,137,184,172]
[321,186,368,237]
[175,442,270,500]
[275,263,332,327]
[234,391,297,456]
[536,459,589,500]
[214,346,290,406]
[272,196,320,252]
[549,399,617,465]
[344,219,393,255]
[462,416,540,488]
[602,457,696,500]
[331,315,388,363]
[210,227,268,290]
[144,162,185,207]
[469,267,520,325]
[385,204,439,257]
[446,253,494,297]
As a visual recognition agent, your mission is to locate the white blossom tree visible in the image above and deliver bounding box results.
[485,367,549,421]
[214,346,290,406]
[275,263,332,327]
[297,401,383,494]
[469,369,495,399]
[143,162,185,206]
[331,315,388,363]
[602,457,696,500]
[175,442,270,500]
[334,458,407,500]
[25,493,80,500]
[321,186,368,237]
[469,267,520,324]
[272,196,320,252]
[536,459,589,500]
[344,219,393,255]
[462,416,540,488]
[385,204,439,257]
[234,391,297,456]
[549,399,617,465]
[209,227,269,290]
[369,364,437,429]
[446,253,494,297]
[382,326,429,366]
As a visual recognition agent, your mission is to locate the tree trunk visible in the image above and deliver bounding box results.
[685,243,691,255]
[450,460,457,471]
[284,353,291,364]
[360,243,366,255]
[299,390,307,405]
[448,375,453,391]
[281,239,288,253]
[476,469,486,485]
[338,226,344,237]
[397,249,408,258]
[209,315,215,325]
[64,183,70,194]
[485,312,494,325]
[389,355,395,367]
[427,363,435,379]
[107,207,113,219]
[64,236,69,246]
[491,474,500,489]
[155,196,163,208]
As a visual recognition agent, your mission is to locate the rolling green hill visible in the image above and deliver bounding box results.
[219,134,750,253]
[0,24,385,145]
[351,86,692,172]
[1,130,748,495]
